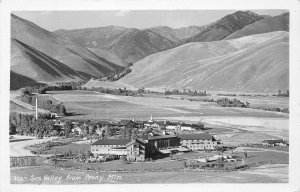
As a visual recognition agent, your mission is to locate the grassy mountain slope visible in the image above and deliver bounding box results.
[119,31,289,93]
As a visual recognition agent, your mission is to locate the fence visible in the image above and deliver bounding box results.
[10,156,42,167]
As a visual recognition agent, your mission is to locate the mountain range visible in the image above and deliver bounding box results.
[181,10,266,44]
[55,27,179,64]
[11,11,289,92]
[11,14,124,89]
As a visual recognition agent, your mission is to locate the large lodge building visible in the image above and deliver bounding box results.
[89,115,221,161]
[91,132,220,161]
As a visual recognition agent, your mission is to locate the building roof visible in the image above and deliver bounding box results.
[136,138,147,144]
[92,139,132,145]
[118,120,135,126]
[191,124,204,128]
[178,133,214,140]
[166,122,179,126]
[142,133,178,140]
[262,139,288,144]
[181,123,192,127]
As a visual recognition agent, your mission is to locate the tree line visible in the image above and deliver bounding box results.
[273,89,289,97]
[21,81,87,94]
[9,112,54,136]
[86,86,160,96]
[164,89,207,96]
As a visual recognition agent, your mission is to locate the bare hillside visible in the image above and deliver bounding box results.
[119,31,289,93]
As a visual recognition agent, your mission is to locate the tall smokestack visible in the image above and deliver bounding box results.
[35,97,38,120]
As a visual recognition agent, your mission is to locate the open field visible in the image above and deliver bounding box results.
[10,163,288,184]
[35,94,60,105]
[201,117,289,142]
[48,90,288,120]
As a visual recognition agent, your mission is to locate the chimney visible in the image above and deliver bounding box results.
[162,130,166,135]
[35,97,38,120]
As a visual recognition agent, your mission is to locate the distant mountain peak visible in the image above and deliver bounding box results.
[183,10,264,43]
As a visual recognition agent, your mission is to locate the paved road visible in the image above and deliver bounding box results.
[10,136,56,157]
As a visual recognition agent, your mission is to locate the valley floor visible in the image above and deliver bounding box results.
[9,90,289,184]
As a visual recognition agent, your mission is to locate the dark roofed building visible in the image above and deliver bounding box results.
[191,123,204,130]
[178,133,215,141]
[142,133,180,150]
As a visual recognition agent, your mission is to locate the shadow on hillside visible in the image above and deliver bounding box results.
[10,71,46,90]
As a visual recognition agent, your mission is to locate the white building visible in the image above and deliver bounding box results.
[178,133,219,151]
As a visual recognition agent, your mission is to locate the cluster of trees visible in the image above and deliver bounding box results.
[9,112,54,136]
[192,97,249,108]
[164,89,207,96]
[273,89,289,97]
[216,98,249,108]
[252,107,289,114]
[98,67,132,82]
[21,86,47,94]
[18,90,66,116]
[87,86,144,96]
[44,81,87,92]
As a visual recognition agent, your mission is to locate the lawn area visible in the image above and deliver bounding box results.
[56,158,185,172]
[240,151,288,165]
[43,143,91,155]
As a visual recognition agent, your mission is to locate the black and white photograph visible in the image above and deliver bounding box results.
[1,0,300,191]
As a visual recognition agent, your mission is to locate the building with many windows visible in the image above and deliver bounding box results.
[91,138,146,161]
[178,133,219,151]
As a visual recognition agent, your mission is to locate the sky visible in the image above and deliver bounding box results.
[13,10,288,31]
